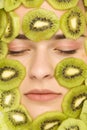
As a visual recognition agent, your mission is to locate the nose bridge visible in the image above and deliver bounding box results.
[29,47,53,79]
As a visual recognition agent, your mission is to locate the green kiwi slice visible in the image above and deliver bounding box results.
[0,9,7,38]
[0,88,20,112]
[4,0,21,12]
[58,118,87,130]
[30,111,67,130]
[62,85,87,118]
[21,0,44,8]
[84,0,87,7]
[0,0,4,9]
[1,11,20,43]
[4,105,32,130]
[80,100,87,124]
[60,7,86,39]
[47,0,79,10]
[0,58,26,91]
[0,40,8,59]
[22,8,60,42]
[54,57,87,89]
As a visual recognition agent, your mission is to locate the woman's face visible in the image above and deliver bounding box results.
[7,1,87,119]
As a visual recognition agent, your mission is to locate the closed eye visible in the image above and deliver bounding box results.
[8,49,30,56]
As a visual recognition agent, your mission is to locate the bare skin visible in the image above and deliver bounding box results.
[7,1,87,119]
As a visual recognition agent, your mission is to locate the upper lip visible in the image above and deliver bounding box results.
[24,89,62,95]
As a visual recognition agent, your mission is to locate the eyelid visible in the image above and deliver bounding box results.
[54,48,77,54]
[8,49,30,55]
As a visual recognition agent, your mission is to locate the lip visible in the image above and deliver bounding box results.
[24,89,62,102]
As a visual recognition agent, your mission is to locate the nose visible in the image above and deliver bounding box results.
[29,49,53,80]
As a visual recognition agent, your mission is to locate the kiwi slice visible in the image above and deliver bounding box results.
[54,57,87,89]
[84,38,87,55]
[0,0,4,9]
[4,105,32,130]
[0,88,20,112]
[58,118,87,130]
[0,40,8,59]
[84,0,87,7]
[22,8,60,42]
[62,85,87,118]
[47,0,79,10]
[4,0,21,12]
[21,0,44,8]
[80,100,87,125]
[1,11,20,43]
[0,9,7,38]
[0,58,26,91]
[60,7,86,40]
[30,111,67,130]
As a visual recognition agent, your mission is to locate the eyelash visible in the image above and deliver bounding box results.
[54,49,76,55]
[8,49,30,56]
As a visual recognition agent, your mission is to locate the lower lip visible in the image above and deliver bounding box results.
[25,93,61,102]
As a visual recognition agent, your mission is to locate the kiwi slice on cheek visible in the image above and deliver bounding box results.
[47,0,79,10]
[1,11,20,43]
[62,85,87,118]
[4,105,32,130]
[54,57,87,89]
[58,118,87,130]
[0,0,4,9]
[21,0,44,8]
[30,111,67,130]
[0,9,7,38]
[0,59,26,91]
[4,0,21,12]
[22,8,60,42]
[0,89,20,112]
[60,7,86,40]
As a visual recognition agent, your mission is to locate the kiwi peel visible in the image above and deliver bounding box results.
[21,0,44,8]
[4,0,21,12]
[0,89,20,112]
[0,58,26,91]
[60,7,86,40]
[1,11,20,43]
[47,0,79,10]
[22,8,60,42]
[62,85,87,118]
[54,57,87,89]
[30,111,67,130]
[58,118,87,130]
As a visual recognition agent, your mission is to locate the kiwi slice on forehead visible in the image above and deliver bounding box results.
[60,7,86,40]
[0,41,8,59]
[0,89,20,112]
[54,57,87,89]
[58,118,87,130]
[0,9,7,38]
[4,0,21,12]
[0,59,26,91]
[4,105,32,130]
[22,8,60,42]
[0,0,4,9]
[21,0,44,8]
[30,111,67,130]
[1,11,20,43]
[47,0,79,10]
[62,85,87,118]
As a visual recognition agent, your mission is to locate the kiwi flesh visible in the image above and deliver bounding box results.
[22,8,60,42]
[0,40,8,59]
[0,0,4,9]
[58,118,87,130]
[62,85,87,118]
[84,0,87,7]
[4,0,21,12]
[4,105,32,130]
[0,88,20,112]
[0,58,26,91]
[30,111,67,130]
[80,100,87,125]
[21,0,44,8]
[0,9,7,38]
[60,7,86,40]
[1,11,20,43]
[54,57,87,89]
[47,0,79,10]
